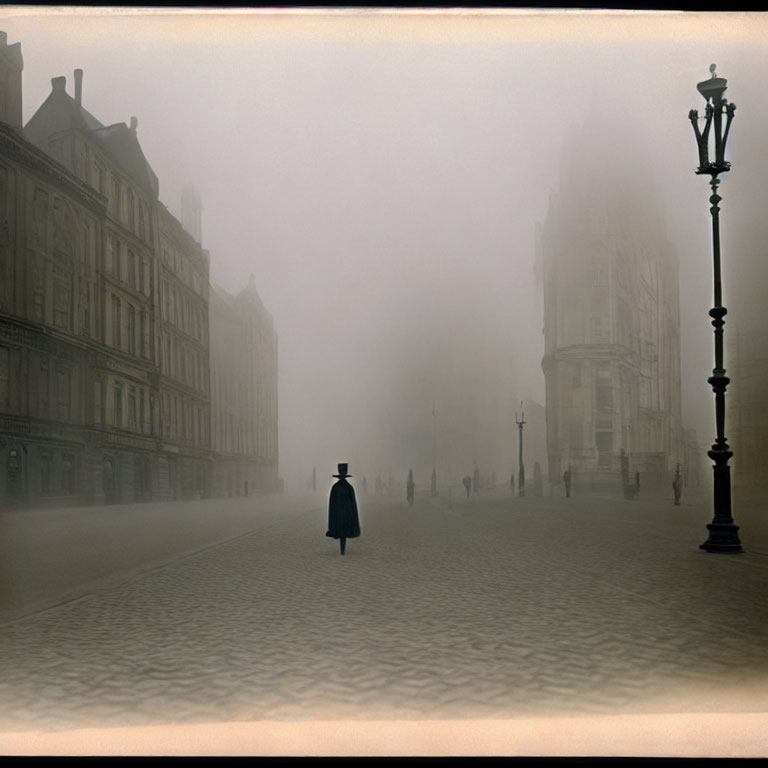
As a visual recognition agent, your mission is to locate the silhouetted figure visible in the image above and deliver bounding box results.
[431,467,437,497]
[406,469,415,506]
[326,462,361,556]
[510,473,515,495]
[362,476,368,495]
[672,464,682,506]
[462,475,472,499]
[312,466,317,493]
[563,467,572,498]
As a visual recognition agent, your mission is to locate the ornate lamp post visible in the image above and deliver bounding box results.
[515,401,526,497]
[688,64,743,553]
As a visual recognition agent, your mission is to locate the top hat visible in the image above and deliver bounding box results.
[333,462,352,478]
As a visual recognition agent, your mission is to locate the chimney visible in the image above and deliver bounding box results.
[130,116,138,133]
[0,31,23,129]
[51,75,66,92]
[74,68,83,105]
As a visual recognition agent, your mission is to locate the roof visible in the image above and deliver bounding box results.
[24,76,159,198]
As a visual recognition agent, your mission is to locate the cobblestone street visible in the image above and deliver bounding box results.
[1,488,767,754]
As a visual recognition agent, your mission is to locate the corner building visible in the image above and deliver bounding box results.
[538,114,685,493]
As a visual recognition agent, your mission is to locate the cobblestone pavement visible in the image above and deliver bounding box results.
[1,489,767,738]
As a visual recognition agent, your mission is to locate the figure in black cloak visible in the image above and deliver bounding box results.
[406,469,415,506]
[462,475,472,499]
[326,462,361,555]
[563,466,572,498]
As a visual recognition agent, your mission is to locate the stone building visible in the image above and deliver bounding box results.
[0,114,108,507]
[157,204,212,499]
[538,116,685,494]
[0,32,277,507]
[20,64,165,505]
[209,277,279,497]
[1,34,115,507]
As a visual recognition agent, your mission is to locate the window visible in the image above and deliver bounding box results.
[639,376,651,409]
[82,223,90,267]
[94,379,103,424]
[111,176,121,220]
[128,250,137,289]
[127,305,136,354]
[113,237,121,280]
[114,385,123,427]
[142,260,150,296]
[590,316,609,344]
[56,368,71,421]
[128,387,137,430]
[112,296,121,348]
[39,360,49,417]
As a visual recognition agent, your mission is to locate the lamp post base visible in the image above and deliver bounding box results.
[700,522,743,553]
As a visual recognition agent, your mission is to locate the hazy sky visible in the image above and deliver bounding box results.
[3,9,767,490]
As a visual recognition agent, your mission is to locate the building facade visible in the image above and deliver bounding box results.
[538,118,685,494]
[157,204,213,499]
[209,278,279,497]
[0,31,278,508]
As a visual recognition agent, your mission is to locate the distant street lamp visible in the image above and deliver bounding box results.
[431,399,438,496]
[688,63,743,553]
[515,401,526,497]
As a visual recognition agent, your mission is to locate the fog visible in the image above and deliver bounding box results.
[4,9,768,491]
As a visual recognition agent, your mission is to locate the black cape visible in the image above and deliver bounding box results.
[326,478,361,539]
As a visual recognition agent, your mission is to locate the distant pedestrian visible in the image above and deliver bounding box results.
[672,464,682,506]
[462,475,472,499]
[362,476,368,495]
[326,462,361,556]
[563,467,572,498]
[406,469,415,506]
[510,473,515,495]
[672,477,682,505]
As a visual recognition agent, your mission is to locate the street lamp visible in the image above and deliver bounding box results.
[688,64,743,554]
[515,401,526,497]
[431,399,438,496]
